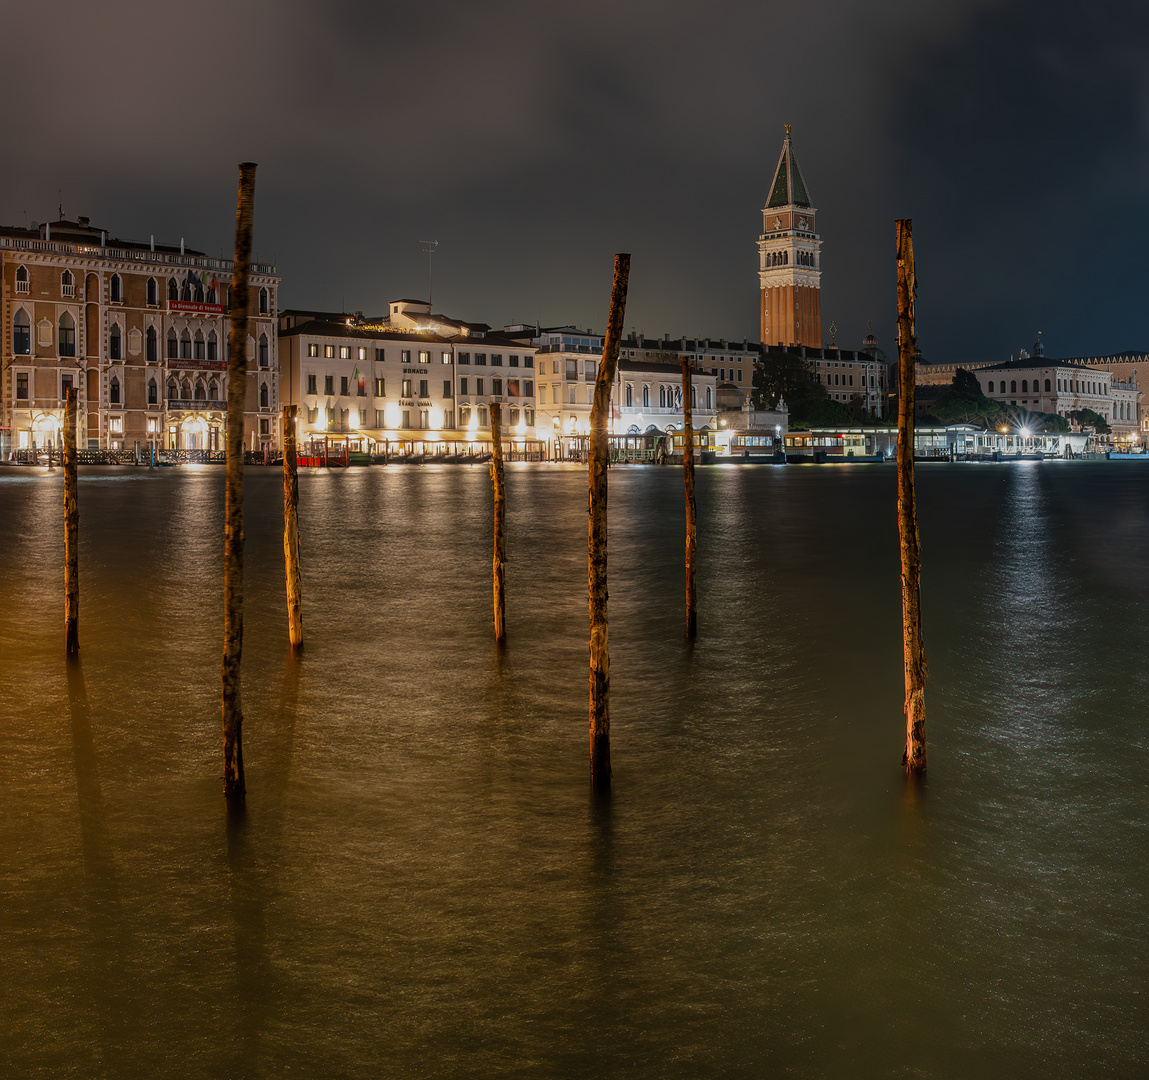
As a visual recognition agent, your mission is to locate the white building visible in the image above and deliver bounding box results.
[508,325,716,458]
[972,359,1139,439]
[616,333,759,408]
[278,303,538,455]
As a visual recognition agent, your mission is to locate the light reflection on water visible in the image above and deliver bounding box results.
[1,461,1147,1078]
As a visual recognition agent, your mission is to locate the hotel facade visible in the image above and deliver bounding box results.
[278,302,538,454]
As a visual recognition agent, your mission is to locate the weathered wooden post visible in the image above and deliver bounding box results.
[222,162,257,804]
[64,387,79,656]
[681,357,697,638]
[283,404,303,651]
[490,402,507,644]
[588,253,631,792]
[896,218,927,773]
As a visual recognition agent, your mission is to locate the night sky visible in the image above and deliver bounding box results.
[4,0,1147,363]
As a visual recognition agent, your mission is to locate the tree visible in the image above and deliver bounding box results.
[1070,407,1111,434]
[753,351,849,427]
[929,367,1002,426]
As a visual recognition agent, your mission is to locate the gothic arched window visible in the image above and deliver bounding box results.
[13,309,30,354]
[59,312,76,356]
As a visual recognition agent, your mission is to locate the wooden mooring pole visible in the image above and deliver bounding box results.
[588,253,631,792]
[490,402,507,645]
[681,357,697,638]
[222,162,257,804]
[64,387,79,656]
[896,218,926,774]
[283,404,303,651]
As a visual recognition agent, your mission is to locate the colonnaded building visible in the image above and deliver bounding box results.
[916,335,1144,441]
[0,215,280,457]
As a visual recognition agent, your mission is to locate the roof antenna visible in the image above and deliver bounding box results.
[421,240,438,306]
[58,190,64,220]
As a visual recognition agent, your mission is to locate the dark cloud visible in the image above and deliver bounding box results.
[3,0,1146,360]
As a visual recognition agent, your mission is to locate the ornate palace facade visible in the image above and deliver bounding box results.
[1,216,279,456]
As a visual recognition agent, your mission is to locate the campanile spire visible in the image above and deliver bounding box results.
[758,126,822,348]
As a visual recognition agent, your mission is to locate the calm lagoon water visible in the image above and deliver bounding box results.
[1,460,1147,1078]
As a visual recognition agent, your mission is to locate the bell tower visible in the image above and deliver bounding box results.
[758,126,822,348]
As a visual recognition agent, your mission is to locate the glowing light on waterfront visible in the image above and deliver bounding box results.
[33,413,59,437]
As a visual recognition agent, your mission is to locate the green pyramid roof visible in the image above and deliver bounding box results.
[766,127,811,209]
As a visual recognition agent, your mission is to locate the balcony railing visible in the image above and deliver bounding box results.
[1,235,276,276]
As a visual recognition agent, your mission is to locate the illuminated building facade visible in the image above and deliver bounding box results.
[917,337,1143,440]
[762,341,889,419]
[0,215,279,455]
[617,333,757,408]
[278,302,537,453]
[506,325,716,457]
[758,126,822,349]
[972,360,1139,438]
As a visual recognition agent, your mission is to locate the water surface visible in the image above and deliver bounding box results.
[1,461,1146,1078]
